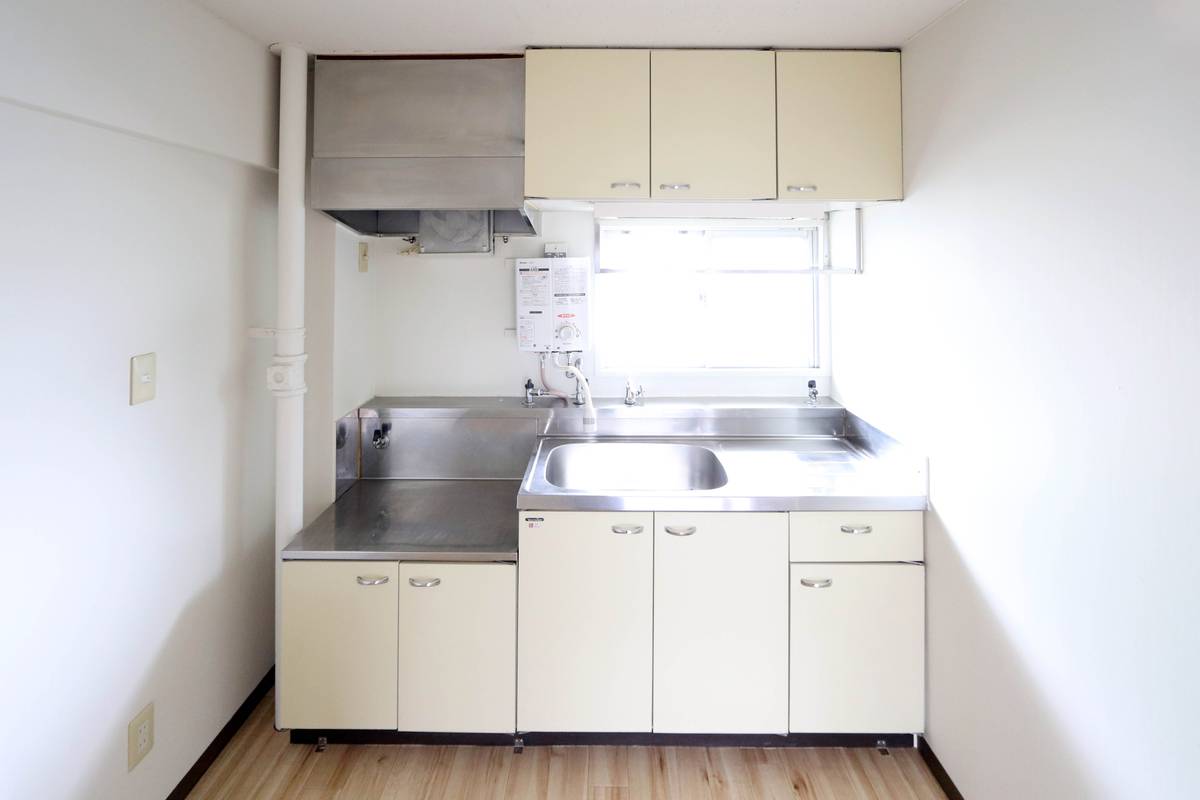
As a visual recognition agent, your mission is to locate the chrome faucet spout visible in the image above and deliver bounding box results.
[624,377,645,406]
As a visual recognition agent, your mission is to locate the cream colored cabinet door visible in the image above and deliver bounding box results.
[654,512,788,733]
[790,563,924,733]
[650,50,777,200]
[396,563,515,733]
[518,512,653,731]
[279,561,398,730]
[524,49,650,199]
[777,51,902,200]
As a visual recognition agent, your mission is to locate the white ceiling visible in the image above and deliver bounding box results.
[193,0,964,54]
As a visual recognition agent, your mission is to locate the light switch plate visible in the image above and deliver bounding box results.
[358,241,369,272]
[130,353,156,405]
[127,702,154,771]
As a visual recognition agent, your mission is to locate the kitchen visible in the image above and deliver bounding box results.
[2,1,1198,799]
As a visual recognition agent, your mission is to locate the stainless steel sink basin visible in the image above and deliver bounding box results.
[544,442,729,491]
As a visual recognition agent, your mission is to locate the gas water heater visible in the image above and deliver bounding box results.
[514,257,590,353]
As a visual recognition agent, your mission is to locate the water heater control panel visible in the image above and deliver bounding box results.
[515,257,590,353]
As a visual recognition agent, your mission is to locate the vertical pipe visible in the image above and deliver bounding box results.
[272,42,307,728]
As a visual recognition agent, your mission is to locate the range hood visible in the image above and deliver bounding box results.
[310,56,537,249]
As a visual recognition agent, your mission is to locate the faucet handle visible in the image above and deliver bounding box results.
[624,378,645,406]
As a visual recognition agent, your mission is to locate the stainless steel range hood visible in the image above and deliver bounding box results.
[310,57,537,248]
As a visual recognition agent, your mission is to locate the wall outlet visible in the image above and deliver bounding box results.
[129,353,156,405]
[127,702,154,771]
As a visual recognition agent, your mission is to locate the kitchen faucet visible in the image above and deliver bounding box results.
[562,361,597,433]
[624,377,645,406]
[522,378,557,408]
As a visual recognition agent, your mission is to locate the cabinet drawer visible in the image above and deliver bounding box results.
[789,511,923,562]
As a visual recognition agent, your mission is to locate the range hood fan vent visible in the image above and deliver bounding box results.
[310,56,537,249]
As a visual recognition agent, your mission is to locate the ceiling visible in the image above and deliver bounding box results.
[193,0,964,54]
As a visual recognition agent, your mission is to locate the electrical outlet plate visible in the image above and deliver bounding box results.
[129,353,156,405]
[127,702,154,771]
[357,241,369,272]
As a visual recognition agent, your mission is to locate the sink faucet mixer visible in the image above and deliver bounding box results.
[624,377,645,406]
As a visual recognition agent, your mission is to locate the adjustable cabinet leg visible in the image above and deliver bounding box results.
[513,737,524,754]
[875,738,890,756]
[316,736,328,753]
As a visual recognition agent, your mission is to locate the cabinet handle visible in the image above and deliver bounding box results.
[356,575,390,586]
[610,181,642,189]
[664,525,696,537]
[840,525,874,535]
[408,577,441,588]
[659,183,690,191]
[787,184,818,193]
[611,524,644,535]
[800,577,833,589]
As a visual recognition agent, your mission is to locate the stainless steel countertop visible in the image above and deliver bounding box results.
[283,480,519,561]
[518,437,927,512]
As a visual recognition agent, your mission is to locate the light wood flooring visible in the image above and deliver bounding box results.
[187,691,947,800]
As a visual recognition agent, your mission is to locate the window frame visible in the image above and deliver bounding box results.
[584,218,832,395]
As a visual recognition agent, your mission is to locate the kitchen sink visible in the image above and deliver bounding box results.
[544,442,729,492]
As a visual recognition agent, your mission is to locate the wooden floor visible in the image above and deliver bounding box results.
[188,691,946,800]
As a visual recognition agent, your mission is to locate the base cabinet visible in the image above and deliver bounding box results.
[789,563,925,733]
[279,561,399,730]
[281,509,924,736]
[654,513,789,733]
[517,512,654,732]
[396,563,515,733]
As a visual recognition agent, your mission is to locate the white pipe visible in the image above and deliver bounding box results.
[272,42,307,728]
[563,363,597,432]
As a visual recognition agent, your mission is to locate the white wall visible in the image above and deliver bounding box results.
[1,0,276,168]
[831,1,1200,797]
[371,211,590,397]
[303,211,376,523]
[333,223,377,418]
[0,3,278,800]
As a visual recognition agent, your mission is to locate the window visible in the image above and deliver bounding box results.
[593,221,824,372]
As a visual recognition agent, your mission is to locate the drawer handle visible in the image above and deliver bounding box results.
[664,525,696,537]
[611,524,644,535]
[356,575,390,586]
[408,577,441,588]
[800,577,833,589]
[787,184,818,193]
[659,183,691,191]
[840,525,874,535]
[610,181,642,189]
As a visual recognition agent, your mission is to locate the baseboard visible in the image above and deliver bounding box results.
[166,666,275,800]
[918,736,965,800]
[289,729,916,749]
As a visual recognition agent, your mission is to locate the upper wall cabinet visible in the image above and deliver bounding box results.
[651,50,777,200]
[524,49,651,199]
[523,49,902,203]
[777,51,903,200]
